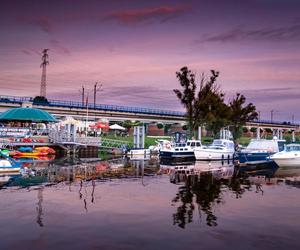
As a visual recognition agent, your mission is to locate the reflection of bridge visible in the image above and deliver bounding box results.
[0,95,299,133]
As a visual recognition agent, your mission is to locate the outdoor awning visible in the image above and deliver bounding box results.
[0,107,57,122]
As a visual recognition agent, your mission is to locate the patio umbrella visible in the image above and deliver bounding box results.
[109,124,126,131]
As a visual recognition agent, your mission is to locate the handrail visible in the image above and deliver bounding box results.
[0,95,184,117]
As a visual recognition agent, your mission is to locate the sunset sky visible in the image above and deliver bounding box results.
[0,0,299,122]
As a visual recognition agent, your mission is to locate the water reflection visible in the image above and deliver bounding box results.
[165,160,300,229]
[1,155,300,231]
[36,187,44,227]
[168,161,234,228]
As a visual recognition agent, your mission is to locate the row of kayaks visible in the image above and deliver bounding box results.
[0,146,56,173]
[1,146,55,157]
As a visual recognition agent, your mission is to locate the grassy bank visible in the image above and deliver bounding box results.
[103,134,300,148]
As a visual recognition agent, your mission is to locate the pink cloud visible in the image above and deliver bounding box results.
[103,5,189,24]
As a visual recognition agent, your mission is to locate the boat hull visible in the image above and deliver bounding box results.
[159,150,195,160]
[0,167,21,173]
[194,149,235,161]
[238,152,274,165]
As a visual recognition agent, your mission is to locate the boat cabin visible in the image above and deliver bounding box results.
[285,144,300,152]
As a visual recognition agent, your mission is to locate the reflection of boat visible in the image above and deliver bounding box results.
[194,139,235,160]
[13,155,56,161]
[237,161,278,177]
[128,154,151,160]
[193,161,234,179]
[128,149,150,158]
[270,144,300,167]
[237,138,285,165]
[275,166,300,178]
[0,157,21,173]
[166,161,234,183]
[0,173,20,187]
[159,140,202,160]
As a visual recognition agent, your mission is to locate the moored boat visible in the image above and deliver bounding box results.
[237,137,285,165]
[159,139,202,160]
[270,144,300,167]
[0,152,21,173]
[194,139,235,161]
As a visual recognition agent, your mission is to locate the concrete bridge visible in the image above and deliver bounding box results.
[0,95,299,135]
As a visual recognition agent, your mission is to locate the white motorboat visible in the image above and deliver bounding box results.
[159,139,202,160]
[270,144,300,167]
[194,139,235,161]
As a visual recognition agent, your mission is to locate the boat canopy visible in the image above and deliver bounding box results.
[245,139,279,152]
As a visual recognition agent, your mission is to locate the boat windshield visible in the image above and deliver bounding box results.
[211,140,234,149]
[286,145,300,152]
[246,140,279,152]
[212,140,224,146]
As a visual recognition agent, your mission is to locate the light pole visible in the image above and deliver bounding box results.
[270,110,278,123]
[93,82,103,109]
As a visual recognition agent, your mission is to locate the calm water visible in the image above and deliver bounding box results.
[1,156,300,250]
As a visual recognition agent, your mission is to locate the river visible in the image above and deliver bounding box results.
[0,156,300,250]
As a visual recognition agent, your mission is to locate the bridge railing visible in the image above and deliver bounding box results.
[0,95,185,117]
[249,119,299,127]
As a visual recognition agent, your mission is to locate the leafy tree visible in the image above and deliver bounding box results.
[193,70,231,137]
[122,120,142,132]
[156,123,164,129]
[33,96,49,105]
[242,127,248,133]
[229,93,258,140]
[174,68,229,137]
[250,127,257,133]
[264,128,272,133]
[174,67,196,137]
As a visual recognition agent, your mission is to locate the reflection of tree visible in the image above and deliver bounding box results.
[36,187,44,227]
[190,174,222,227]
[172,173,223,228]
[172,185,194,228]
[227,176,250,199]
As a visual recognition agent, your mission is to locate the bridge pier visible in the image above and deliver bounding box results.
[292,130,295,142]
[257,127,260,139]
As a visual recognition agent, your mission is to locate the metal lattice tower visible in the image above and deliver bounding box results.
[40,49,49,97]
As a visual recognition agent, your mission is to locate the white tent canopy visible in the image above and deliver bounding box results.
[109,124,126,131]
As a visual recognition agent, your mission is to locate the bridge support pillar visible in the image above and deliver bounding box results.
[292,131,295,142]
[279,129,283,140]
[134,126,145,148]
[257,127,260,139]
[198,126,202,141]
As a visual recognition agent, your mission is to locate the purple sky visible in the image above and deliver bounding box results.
[0,0,299,122]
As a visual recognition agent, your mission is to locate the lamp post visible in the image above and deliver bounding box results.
[270,110,279,123]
